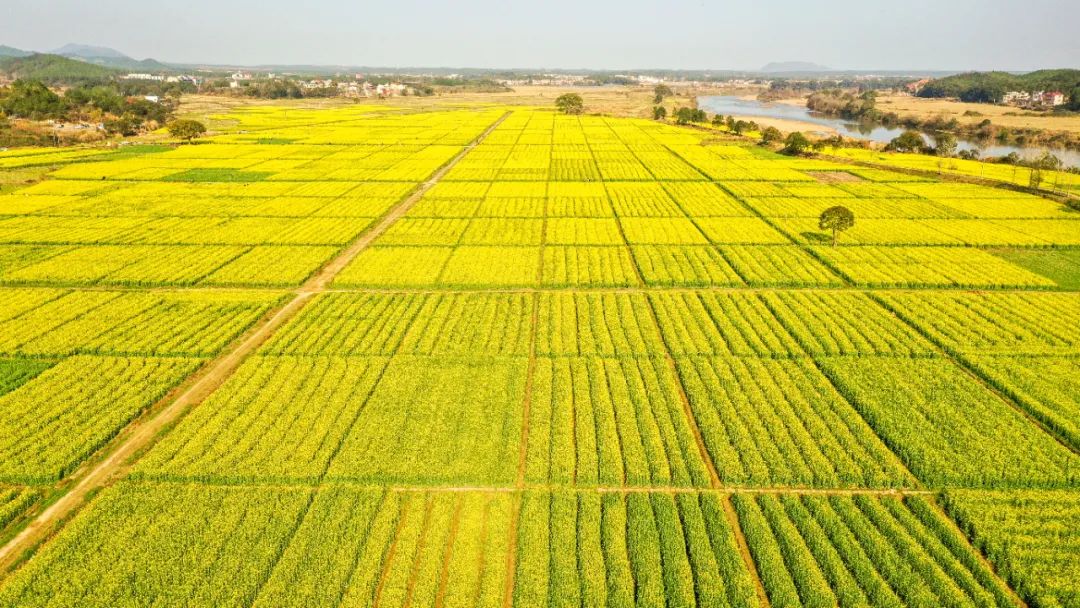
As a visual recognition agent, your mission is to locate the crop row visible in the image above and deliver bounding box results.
[0,243,338,287]
[0,288,282,357]
[270,290,1066,362]
[812,245,1056,288]
[0,215,374,246]
[0,193,405,219]
[776,217,1077,247]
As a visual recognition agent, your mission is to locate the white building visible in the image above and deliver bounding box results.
[122,73,164,81]
[1043,91,1066,106]
[1002,91,1031,104]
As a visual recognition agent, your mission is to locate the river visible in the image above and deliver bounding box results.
[697,95,1080,169]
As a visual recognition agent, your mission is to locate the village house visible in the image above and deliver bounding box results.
[1042,91,1066,106]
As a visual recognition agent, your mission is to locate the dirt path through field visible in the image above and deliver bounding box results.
[0,110,512,574]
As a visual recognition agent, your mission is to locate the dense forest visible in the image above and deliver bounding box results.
[917,69,1080,107]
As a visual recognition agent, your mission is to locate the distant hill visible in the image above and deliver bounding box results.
[51,43,174,72]
[918,69,1080,104]
[760,61,831,73]
[51,43,129,59]
[0,53,120,85]
[0,45,32,58]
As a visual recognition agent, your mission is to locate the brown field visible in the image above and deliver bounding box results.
[875,94,1080,133]
[177,84,750,127]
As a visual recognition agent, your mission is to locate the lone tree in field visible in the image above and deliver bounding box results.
[887,130,925,153]
[555,93,584,115]
[652,105,667,120]
[782,132,810,155]
[761,126,783,144]
[819,205,855,246]
[653,84,673,104]
[168,119,207,143]
[935,132,958,157]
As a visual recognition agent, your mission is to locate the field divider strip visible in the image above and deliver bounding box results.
[433,495,465,608]
[722,493,772,608]
[0,109,512,575]
[639,294,723,490]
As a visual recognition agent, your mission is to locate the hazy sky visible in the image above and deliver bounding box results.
[4,0,1078,71]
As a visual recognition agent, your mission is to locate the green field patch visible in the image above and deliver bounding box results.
[162,168,273,182]
[990,247,1080,289]
[0,358,53,397]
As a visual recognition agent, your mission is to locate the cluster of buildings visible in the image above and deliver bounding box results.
[1001,90,1067,107]
[294,79,410,97]
[496,74,590,87]
[121,73,201,85]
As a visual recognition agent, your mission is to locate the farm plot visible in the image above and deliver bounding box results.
[819,356,1080,488]
[255,488,514,608]
[962,355,1080,452]
[649,291,804,357]
[513,491,757,608]
[0,356,201,484]
[760,291,934,356]
[676,356,913,488]
[944,489,1080,608]
[877,291,1080,355]
[0,482,314,607]
[525,357,710,487]
[324,355,527,485]
[134,356,389,484]
[631,245,744,287]
[541,246,641,287]
[734,493,1016,608]
[812,246,1056,288]
[0,289,281,357]
[537,292,664,357]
